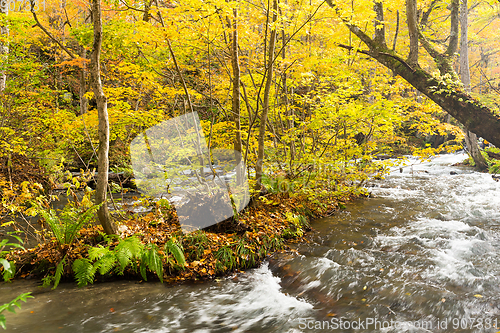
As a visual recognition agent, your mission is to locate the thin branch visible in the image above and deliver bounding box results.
[336,43,415,72]
[167,39,194,114]
[420,0,440,28]
[392,10,399,51]
[30,0,75,59]
[479,67,500,94]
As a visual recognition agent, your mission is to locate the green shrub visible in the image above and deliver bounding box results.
[0,233,25,282]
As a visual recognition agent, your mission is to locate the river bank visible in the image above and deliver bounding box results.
[2,182,361,287]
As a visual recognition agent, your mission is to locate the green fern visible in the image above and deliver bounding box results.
[89,246,117,275]
[42,256,67,289]
[88,245,111,261]
[72,258,96,287]
[59,204,101,245]
[95,253,117,275]
[34,203,101,246]
[164,239,186,268]
[36,206,65,244]
[115,236,143,274]
[52,257,66,289]
[71,237,181,286]
[140,243,163,282]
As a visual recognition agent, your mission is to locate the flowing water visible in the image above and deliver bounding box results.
[2,153,500,332]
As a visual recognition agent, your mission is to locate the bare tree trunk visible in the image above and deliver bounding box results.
[406,0,418,65]
[0,0,8,92]
[255,0,278,191]
[373,2,386,47]
[230,8,243,186]
[90,0,118,235]
[79,46,88,115]
[459,0,487,170]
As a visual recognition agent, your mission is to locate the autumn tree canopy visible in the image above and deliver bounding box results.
[326,0,500,147]
[1,0,499,198]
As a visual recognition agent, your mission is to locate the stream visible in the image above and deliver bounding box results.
[2,153,500,332]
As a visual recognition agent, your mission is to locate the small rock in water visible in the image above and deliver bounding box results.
[450,171,458,175]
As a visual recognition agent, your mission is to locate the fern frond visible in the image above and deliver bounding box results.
[141,244,163,282]
[36,205,64,244]
[62,204,101,245]
[72,258,96,287]
[165,240,186,267]
[53,257,66,289]
[94,253,117,275]
[88,245,112,261]
[114,236,143,274]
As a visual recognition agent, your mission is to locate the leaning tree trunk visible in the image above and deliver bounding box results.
[459,0,488,171]
[90,0,118,235]
[326,0,500,148]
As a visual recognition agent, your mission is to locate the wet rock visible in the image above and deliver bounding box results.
[450,171,458,175]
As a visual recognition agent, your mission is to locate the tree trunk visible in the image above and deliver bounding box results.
[230,8,244,186]
[459,0,488,171]
[406,0,418,65]
[327,0,500,148]
[0,0,9,92]
[90,0,118,235]
[255,0,278,191]
[79,45,88,115]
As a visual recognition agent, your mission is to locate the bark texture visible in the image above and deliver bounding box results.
[90,0,118,235]
[0,0,8,92]
[231,8,244,185]
[255,0,278,191]
[405,0,418,65]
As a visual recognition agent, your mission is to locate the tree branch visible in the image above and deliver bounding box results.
[420,0,439,29]
[30,0,75,59]
[392,10,399,51]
